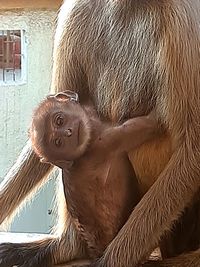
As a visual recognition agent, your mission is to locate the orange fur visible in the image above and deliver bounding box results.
[129,132,172,194]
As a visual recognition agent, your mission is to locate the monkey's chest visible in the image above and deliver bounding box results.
[62,155,137,257]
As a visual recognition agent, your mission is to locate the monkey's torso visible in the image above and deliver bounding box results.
[62,142,139,258]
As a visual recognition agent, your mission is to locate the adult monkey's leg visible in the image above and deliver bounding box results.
[0,141,52,225]
[159,190,200,259]
[142,192,200,267]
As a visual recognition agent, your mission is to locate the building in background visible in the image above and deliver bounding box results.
[0,0,62,233]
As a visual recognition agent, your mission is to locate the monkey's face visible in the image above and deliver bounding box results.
[46,100,91,161]
[30,92,91,165]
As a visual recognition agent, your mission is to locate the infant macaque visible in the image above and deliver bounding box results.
[30,90,157,258]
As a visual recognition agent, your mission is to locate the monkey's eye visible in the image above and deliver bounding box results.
[54,138,62,147]
[55,114,64,126]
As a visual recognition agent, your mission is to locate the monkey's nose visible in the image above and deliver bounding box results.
[65,128,72,137]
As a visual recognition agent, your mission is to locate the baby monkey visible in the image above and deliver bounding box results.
[30,90,157,258]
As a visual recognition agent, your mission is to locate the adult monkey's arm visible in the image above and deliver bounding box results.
[0,141,52,225]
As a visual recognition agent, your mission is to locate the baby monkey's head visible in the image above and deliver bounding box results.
[30,91,91,166]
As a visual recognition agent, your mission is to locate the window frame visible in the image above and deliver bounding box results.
[0,29,27,86]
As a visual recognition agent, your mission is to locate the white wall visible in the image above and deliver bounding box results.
[0,9,57,233]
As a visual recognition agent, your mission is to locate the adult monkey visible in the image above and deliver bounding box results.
[0,0,199,267]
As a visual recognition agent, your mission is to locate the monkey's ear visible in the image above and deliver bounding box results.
[46,91,79,103]
[62,90,79,102]
[47,93,69,102]
[47,94,55,100]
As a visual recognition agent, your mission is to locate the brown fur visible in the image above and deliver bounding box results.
[0,0,199,267]
[147,190,200,265]
[144,249,200,267]
[30,94,92,163]
[129,132,172,194]
[30,96,157,260]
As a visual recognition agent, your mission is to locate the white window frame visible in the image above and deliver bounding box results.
[0,29,27,86]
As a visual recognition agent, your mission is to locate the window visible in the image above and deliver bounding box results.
[0,30,26,84]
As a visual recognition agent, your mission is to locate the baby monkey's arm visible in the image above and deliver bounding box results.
[99,113,158,153]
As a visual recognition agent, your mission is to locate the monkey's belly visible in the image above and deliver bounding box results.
[128,132,172,195]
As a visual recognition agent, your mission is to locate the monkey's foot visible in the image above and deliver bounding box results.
[0,242,52,267]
